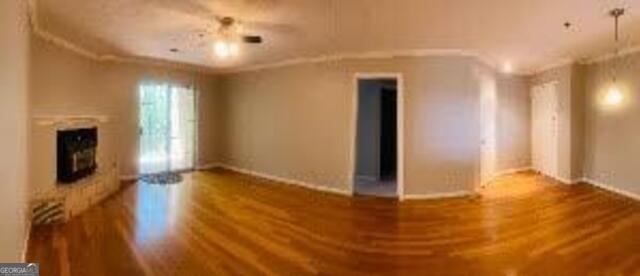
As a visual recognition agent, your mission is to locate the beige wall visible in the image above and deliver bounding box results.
[219,57,483,195]
[0,0,30,261]
[29,36,220,181]
[29,33,534,198]
[29,34,536,199]
[583,53,640,196]
[99,61,220,176]
[496,75,531,172]
[30,36,118,199]
[570,64,586,180]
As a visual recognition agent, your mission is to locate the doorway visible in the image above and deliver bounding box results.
[531,82,559,178]
[138,82,197,175]
[353,75,402,198]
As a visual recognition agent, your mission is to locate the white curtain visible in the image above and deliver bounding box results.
[139,82,196,174]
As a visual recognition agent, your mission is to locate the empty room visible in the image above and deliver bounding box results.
[1,0,639,275]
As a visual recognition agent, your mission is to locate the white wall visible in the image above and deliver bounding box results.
[0,0,30,262]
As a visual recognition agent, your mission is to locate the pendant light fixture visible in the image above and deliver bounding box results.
[604,8,625,106]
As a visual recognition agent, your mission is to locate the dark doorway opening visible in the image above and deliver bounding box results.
[354,78,398,198]
[380,87,397,181]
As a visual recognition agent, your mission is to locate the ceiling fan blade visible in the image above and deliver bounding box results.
[241,20,297,34]
[242,35,263,44]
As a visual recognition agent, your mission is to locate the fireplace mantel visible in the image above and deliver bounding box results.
[30,114,120,223]
[32,115,110,126]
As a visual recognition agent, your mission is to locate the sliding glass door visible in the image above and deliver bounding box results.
[139,83,196,174]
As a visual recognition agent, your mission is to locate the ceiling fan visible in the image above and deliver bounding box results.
[211,16,263,58]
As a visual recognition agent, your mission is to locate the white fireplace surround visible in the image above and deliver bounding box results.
[30,115,120,221]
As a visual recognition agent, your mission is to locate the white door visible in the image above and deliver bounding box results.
[531,82,558,178]
[480,76,497,185]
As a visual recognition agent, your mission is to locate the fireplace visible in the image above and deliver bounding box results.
[57,127,98,183]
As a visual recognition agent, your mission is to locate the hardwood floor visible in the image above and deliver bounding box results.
[27,169,640,275]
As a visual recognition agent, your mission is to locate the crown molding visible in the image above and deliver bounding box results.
[584,45,640,64]
[26,0,216,74]
[220,49,497,74]
[27,0,98,61]
[30,0,613,77]
[221,49,542,77]
[528,43,640,75]
[529,58,576,75]
[28,0,102,61]
[26,0,518,76]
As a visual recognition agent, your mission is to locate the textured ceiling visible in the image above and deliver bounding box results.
[36,0,640,73]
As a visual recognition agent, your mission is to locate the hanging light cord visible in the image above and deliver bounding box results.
[609,8,625,82]
[613,9,624,52]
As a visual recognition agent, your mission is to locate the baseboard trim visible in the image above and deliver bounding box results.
[121,165,482,201]
[217,164,353,197]
[119,175,139,181]
[196,163,221,171]
[403,191,473,200]
[554,176,581,185]
[527,169,580,185]
[582,178,640,201]
[21,220,31,262]
[492,167,532,178]
[482,167,531,187]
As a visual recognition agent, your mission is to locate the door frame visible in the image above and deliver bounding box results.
[190,85,200,172]
[350,73,405,200]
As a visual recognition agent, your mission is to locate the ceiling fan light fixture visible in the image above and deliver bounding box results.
[213,40,239,58]
[212,16,242,59]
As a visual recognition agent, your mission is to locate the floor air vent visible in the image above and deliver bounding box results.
[32,200,65,225]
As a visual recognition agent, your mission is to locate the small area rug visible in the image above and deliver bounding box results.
[140,172,183,185]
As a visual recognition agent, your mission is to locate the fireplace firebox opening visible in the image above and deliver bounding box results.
[57,127,98,183]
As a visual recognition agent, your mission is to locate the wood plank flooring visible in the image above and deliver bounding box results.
[27,169,640,275]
